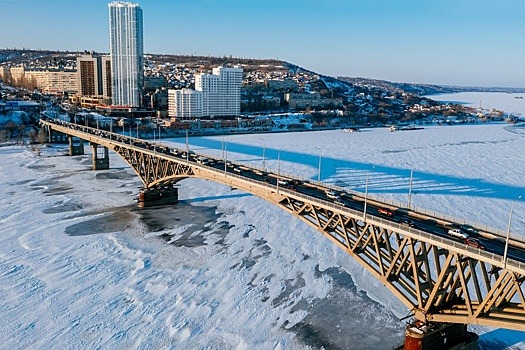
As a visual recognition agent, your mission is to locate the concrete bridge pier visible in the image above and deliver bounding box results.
[90,143,109,170]
[399,321,478,350]
[68,136,84,156]
[48,129,68,143]
[138,184,178,207]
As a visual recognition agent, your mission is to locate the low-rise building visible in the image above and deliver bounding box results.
[70,95,112,109]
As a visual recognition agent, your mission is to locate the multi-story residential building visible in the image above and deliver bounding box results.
[41,69,78,95]
[195,66,243,117]
[0,65,10,83]
[7,66,78,95]
[77,54,99,96]
[9,66,26,84]
[108,1,143,107]
[168,88,203,119]
[101,55,112,99]
[168,66,242,119]
[77,52,112,99]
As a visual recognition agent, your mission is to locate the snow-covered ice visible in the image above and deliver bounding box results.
[430,91,525,117]
[1,112,525,347]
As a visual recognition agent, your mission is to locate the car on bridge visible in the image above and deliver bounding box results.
[325,189,339,199]
[378,207,394,217]
[278,179,289,186]
[334,199,346,207]
[448,228,469,240]
[401,218,416,227]
[196,157,210,165]
[465,237,485,250]
[286,185,297,192]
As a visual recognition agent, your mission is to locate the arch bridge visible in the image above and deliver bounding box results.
[41,118,525,343]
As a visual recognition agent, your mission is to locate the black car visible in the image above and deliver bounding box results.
[401,218,416,227]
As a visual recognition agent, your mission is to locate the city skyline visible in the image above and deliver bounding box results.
[1,0,524,88]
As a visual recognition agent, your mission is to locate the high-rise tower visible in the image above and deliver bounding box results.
[108,1,143,107]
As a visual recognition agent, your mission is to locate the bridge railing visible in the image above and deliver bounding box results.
[367,212,525,272]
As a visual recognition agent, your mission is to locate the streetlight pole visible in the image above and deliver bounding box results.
[318,155,322,183]
[277,151,281,193]
[504,196,522,268]
[185,129,189,164]
[224,141,228,176]
[258,137,266,171]
[314,146,322,183]
[222,135,225,160]
[363,172,369,220]
[153,129,156,155]
[408,168,413,208]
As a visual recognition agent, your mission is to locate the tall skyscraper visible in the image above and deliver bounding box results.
[108,1,143,107]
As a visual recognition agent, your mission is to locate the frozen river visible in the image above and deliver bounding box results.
[1,121,524,349]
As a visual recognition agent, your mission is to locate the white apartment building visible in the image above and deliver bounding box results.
[195,66,243,117]
[109,2,144,107]
[168,66,243,119]
[168,89,203,119]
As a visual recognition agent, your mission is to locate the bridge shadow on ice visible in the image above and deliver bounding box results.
[188,193,253,203]
[478,328,525,349]
[169,137,524,203]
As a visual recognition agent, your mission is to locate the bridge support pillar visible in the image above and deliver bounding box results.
[138,184,178,207]
[91,143,109,170]
[49,130,68,143]
[68,136,84,156]
[400,321,478,350]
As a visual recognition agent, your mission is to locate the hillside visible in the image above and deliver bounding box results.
[1,49,518,126]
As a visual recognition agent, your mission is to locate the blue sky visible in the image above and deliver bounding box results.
[1,0,524,87]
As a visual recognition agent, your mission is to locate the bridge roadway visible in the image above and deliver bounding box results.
[41,118,525,331]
